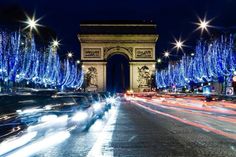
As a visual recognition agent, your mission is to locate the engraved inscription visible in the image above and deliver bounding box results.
[83,48,101,58]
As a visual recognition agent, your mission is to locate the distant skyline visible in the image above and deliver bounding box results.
[0,0,236,61]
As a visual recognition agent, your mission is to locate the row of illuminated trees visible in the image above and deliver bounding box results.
[156,35,236,89]
[0,31,83,92]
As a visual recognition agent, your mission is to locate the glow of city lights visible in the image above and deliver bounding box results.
[67,52,73,58]
[163,51,170,58]
[233,71,236,75]
[157,58,162,63]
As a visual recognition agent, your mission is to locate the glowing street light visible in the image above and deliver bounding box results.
[173,38,185,52]
[76,60,80,64]
[191,53,195,56]
[52,40,60,48]
[163,51,170,58]
[157,58,162,63]
[176,41,183,49]
[22,13,42,33]
[67,52,73,58]
[195,17,212,34]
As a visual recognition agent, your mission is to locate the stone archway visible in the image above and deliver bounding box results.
[106,53,130,93]
[78,22,158,92]
[104,46,133,61]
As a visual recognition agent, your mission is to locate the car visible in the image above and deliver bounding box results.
[90,93,107,117]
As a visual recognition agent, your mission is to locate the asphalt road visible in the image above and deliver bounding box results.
[34,100,236,157]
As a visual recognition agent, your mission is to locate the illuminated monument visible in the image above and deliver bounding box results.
[78,21,158,92]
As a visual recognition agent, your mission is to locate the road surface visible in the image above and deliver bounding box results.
[1,96,236,157]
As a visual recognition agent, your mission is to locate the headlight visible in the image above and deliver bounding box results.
[106,97,116,104]
[72,112,88,122]
[39,115,58,122]
[93,103,102,112]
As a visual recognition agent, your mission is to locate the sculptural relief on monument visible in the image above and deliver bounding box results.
[103,46,133,60]
[137,66,151,87]
[85,66,98,89]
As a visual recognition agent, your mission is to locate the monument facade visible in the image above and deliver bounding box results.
[78,21,158,92]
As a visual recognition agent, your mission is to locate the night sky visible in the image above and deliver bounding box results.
[0,0,236,61]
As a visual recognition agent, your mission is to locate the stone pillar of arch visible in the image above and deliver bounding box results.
[78,22,158,92]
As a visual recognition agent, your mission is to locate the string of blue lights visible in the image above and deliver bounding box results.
[0,31,83,91]
[156,35,236,89]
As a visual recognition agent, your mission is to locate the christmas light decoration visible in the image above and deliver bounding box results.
[156,35,236,89]
[0,31,83,92]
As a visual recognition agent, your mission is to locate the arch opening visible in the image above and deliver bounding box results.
[106,53,130,93]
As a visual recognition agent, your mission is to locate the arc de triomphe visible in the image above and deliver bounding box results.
[78,21,158,92]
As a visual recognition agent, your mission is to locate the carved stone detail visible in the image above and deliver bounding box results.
[85,67,98,88]
[103,46,133,60]
[137,66,151,87]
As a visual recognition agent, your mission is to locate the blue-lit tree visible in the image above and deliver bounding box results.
[0,31,84,92]
[156,35,236,91]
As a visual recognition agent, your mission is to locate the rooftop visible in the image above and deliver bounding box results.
[79,20,157,35]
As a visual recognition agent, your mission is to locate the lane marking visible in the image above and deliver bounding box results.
[128,135,137,142]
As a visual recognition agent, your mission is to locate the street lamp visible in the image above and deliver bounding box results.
[23,14,41,33]
[52,40,60,48]
[196,17,211,34]
[173,38,185,52]
[163,51,170,58]
[191,53,195,56]
[76,60,80,64]
[157,58,162,63]
[67,52,73,58]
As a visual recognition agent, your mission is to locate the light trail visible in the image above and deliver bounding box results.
[147,99,236,124]
[0,126,22,138]
[0,132,37,156]
[149,98,236,115]
[131,100,236,140]
[87,105,119,157]
[7,131,70,157]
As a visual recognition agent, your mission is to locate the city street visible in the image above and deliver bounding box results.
[1,1,236,157]
[1,95,236,157]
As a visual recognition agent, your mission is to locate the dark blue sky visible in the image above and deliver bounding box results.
[0,0,236,60]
